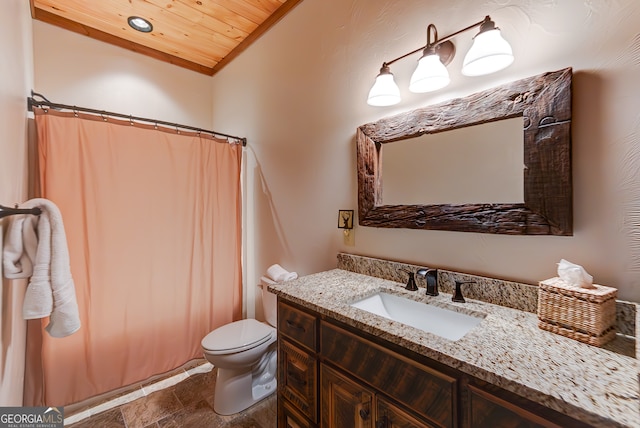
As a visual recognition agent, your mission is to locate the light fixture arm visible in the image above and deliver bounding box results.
[432,16,490,47]
[382,46,424,69]
[426,24,438,50]
[379,16,492,68]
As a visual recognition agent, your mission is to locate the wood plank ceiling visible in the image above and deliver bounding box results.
[30,0,303,75]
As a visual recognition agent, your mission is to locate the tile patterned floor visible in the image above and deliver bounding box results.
[65,364,276,428]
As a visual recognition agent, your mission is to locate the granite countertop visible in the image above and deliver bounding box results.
[268,269,640,428]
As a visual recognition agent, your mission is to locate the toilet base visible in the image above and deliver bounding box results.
[213,348,277,415]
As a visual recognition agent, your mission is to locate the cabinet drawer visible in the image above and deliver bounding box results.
[279,398,317,428]
[377,396,437,428]
[466,383,590,428]
[320,322,457,428]
[280,339,318,423]
[279,301,318,351]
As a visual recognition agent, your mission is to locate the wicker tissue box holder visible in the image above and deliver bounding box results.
[537,277,617,346]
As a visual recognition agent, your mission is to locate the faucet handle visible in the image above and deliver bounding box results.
[397,268,418,291]
[452,281,475,303]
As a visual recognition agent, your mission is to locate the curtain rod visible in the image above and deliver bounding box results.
[27,91,247,147]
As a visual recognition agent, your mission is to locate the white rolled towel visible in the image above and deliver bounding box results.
[266,264,298,282]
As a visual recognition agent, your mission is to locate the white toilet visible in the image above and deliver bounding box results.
[201,277,278,415]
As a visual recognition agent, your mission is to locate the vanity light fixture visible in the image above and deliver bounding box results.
[127,16,153,33]
[367,15,514,106]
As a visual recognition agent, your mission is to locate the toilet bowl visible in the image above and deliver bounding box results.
[201,276,278,415]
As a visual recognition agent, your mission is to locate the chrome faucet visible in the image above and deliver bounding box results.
[416,268,438,296]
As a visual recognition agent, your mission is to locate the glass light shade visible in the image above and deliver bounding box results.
[367,72,401,106]
[409,53,450,93]
[461,29,514,76]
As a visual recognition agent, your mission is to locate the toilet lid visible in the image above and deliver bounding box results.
[202,319,275,353]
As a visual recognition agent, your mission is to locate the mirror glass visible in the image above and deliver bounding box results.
[381,118,524,205]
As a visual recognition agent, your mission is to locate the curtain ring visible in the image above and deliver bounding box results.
[101,112,108,122]
[154,122,158,130]
[73,107,79,117]
[129,115,134,126]
[176,126,180,135]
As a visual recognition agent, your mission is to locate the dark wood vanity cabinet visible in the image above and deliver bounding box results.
[277,298,593,428]
[278,299,450,427]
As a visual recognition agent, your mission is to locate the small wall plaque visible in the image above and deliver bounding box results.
[338,210,354,229]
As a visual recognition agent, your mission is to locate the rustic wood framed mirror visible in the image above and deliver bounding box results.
[357,68,572,235]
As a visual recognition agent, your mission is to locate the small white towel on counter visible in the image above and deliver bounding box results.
[3,198,81,337]
[266,264,298,282]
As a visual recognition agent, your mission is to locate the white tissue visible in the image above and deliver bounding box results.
[266,264,298,282]
[557,259,595,289]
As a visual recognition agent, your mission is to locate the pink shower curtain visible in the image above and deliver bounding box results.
[25,108,243,406]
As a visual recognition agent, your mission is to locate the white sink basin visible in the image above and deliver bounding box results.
[350,292,484,341]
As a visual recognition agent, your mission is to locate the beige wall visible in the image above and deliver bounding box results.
[210,0,640,304]
[0,0,34,406]
[33,22,214,130]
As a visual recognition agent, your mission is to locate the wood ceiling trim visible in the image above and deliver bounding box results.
[211,0,303,75]
[32,7,214,75]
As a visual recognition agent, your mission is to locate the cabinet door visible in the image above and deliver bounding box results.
[321,364,374,428]
[376,396,436,428]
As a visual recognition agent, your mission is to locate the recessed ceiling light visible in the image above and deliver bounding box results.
[128,16,153,33]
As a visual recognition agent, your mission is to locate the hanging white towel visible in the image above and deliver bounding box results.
[266,264,298,282]
[3,198,80,337]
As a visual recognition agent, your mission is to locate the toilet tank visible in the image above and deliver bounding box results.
[259,276,278,327]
